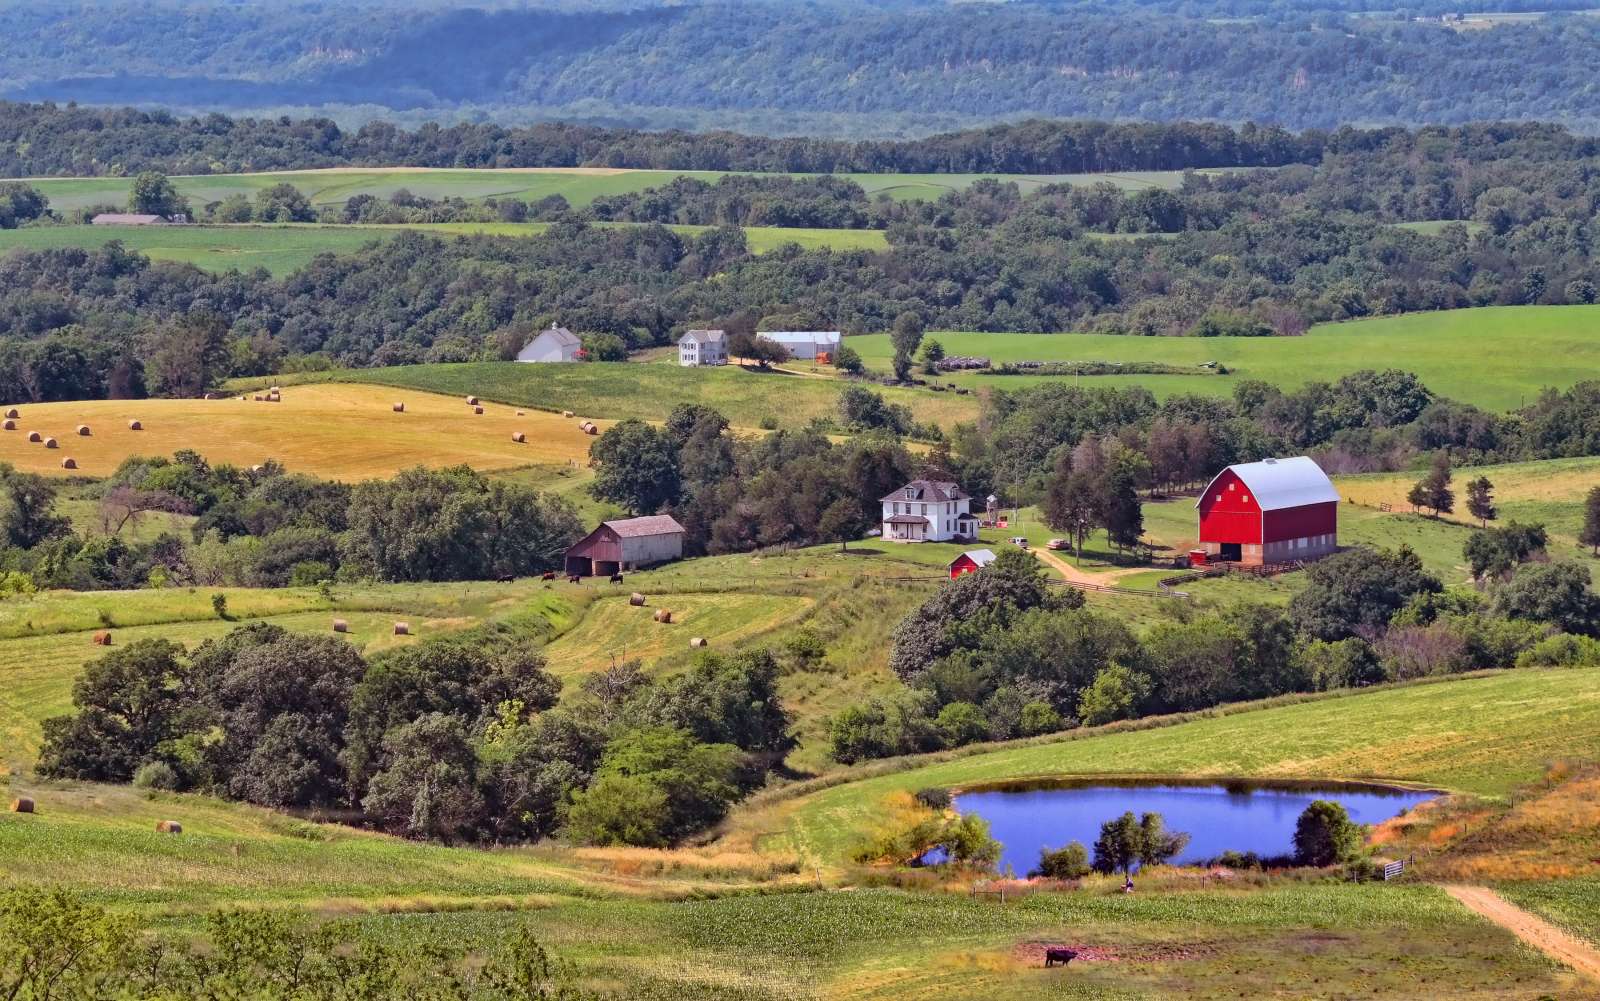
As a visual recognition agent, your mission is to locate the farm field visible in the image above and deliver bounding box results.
[1340,456,1600,544]
[851,305,1600,411]
[21,166,1236,215]
[287,361,980,430]
[0,221,887,276]
[0,383,609,481]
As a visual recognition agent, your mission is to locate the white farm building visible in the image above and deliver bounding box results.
[880,480,979,543]
[517,324,582,363]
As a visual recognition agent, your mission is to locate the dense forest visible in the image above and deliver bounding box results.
[9,3,1600,135]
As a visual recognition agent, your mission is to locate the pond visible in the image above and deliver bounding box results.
[944,779,1437,875]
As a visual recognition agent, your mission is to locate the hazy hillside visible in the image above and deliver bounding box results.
[9,1,1600,135]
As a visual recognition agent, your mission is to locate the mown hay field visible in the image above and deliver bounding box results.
[0,221,887,276]
[1339,456,1600,543]
[23,166,1228,215]
[0,383,604,481]
[850,305,1600,411]
[747,668,1600,867]
[292,361,980,430]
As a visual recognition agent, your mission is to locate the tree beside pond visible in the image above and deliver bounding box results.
[1292,799,1365,867]
[1091,810,1189,878]
[1033,840,1092,879]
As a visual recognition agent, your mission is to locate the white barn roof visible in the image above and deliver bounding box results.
[1196,456,1338,512]
[955,548,996,567]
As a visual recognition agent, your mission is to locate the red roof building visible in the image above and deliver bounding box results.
[948,548,997,579]
[1195,456,1339,565]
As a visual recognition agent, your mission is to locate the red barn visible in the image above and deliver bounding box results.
[948,548,996,579]
[1195,456,1339,565]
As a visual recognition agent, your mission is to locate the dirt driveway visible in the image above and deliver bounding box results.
[1446,884,1600,982]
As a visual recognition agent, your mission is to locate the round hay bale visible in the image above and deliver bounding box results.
[629,592,646,606]
[2,419,14,431]
[26,431,40,443]
[393,622,410,636]
[203,393,215,400]
[92,630,111,646]
[653,608,673,624]
[474,406,485,415]
[43,437,57,449]
[331,618,349,633]
[392,402,405,413]
[3,407,17,419]
[516,410,525,416]
[253,395,264,402]
[584,424,599,436]
[562,410,574,418]
[61,457,77,470]
[512,431,526,443]
[155,820,183,835]
[689,637,708,648]
[10,796,34,814]
[128,419,142,430]
[250,464,265,474]
[76,425,90,436]
[466,395,479,406]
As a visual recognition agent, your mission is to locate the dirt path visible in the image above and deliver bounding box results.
[1446,884,1600,982]
[1031,547,1151,587]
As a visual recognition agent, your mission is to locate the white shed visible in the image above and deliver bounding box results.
[517,325,582,363]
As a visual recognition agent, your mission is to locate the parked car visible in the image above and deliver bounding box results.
[1008,536,1029,549]
[1046,538,1068,550]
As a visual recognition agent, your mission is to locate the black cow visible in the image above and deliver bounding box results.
[609,573,624,584]
[1044,948,1078,968]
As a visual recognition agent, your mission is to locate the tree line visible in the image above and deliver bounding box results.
[38,617,793,849]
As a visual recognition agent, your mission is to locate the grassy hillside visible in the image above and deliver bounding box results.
[852,305,1600,411]
[0,383,608,481]
[0,221,888,276]
[23,166,1218,215]
[293,361,980,431]
[1340,456,1600,544]
[747,668,1600,867]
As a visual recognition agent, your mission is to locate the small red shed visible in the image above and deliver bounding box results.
[1195,456,1339,565]
[948,548,997,579]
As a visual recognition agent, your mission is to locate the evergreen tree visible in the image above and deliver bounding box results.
[1102,466,1144,554]
[1408,454,1454,517]
[1465,475,1496,527]
[889,312,925,382]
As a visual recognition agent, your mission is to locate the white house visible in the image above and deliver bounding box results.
[757,330,841,361]
[516,324,582,363]
[678,329,727,366]
[880,479,980,543]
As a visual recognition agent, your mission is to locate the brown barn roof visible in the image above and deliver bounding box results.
[884,514,929,525]
[604,514,686,538]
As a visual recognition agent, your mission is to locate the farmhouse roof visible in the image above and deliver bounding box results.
[1196,456,1339,512]
[880,479,969,503]
[534,324,580,347]
[954,548,996,568]
[603,514,686,538]
[885,514,929,525]
[91,213,164,225]
[680,329,725,344]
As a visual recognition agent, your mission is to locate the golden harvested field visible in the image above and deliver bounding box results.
[541,592,813,678]
[0,384,608,481]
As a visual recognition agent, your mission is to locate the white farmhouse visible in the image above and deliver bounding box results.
[880,479,980,543]
[678,329,727,366]
[757,330,841,361]
[516,324,582,363]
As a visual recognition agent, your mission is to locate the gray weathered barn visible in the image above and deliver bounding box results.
[564,514,686,577]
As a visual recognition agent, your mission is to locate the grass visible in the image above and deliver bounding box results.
[1499,878,1600,949]
[1340,456,1600,545]
[288,361,980,431]
[22,167,1238,215]
[856,305,1600,411]
[0,221,887,276]
[749,668,1600,866]
[0,383,606,481]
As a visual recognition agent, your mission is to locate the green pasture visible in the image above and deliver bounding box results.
[283,361,980,430]
[1499,878,1600,949]
[756,668,1600,867]
[0,221,885,276]
[22,166,1233,215]
[856,305,1600,411]
[1339,455,1600,544]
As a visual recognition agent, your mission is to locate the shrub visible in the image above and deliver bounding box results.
[131,760,180,791]
[934,701,990,747]
[288,560,333,587]
[1032,841,1091,879]
[913,787,952,811]
[210,593,228,619]
[1017,700,1063,736]
[1516,633,1600,667]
